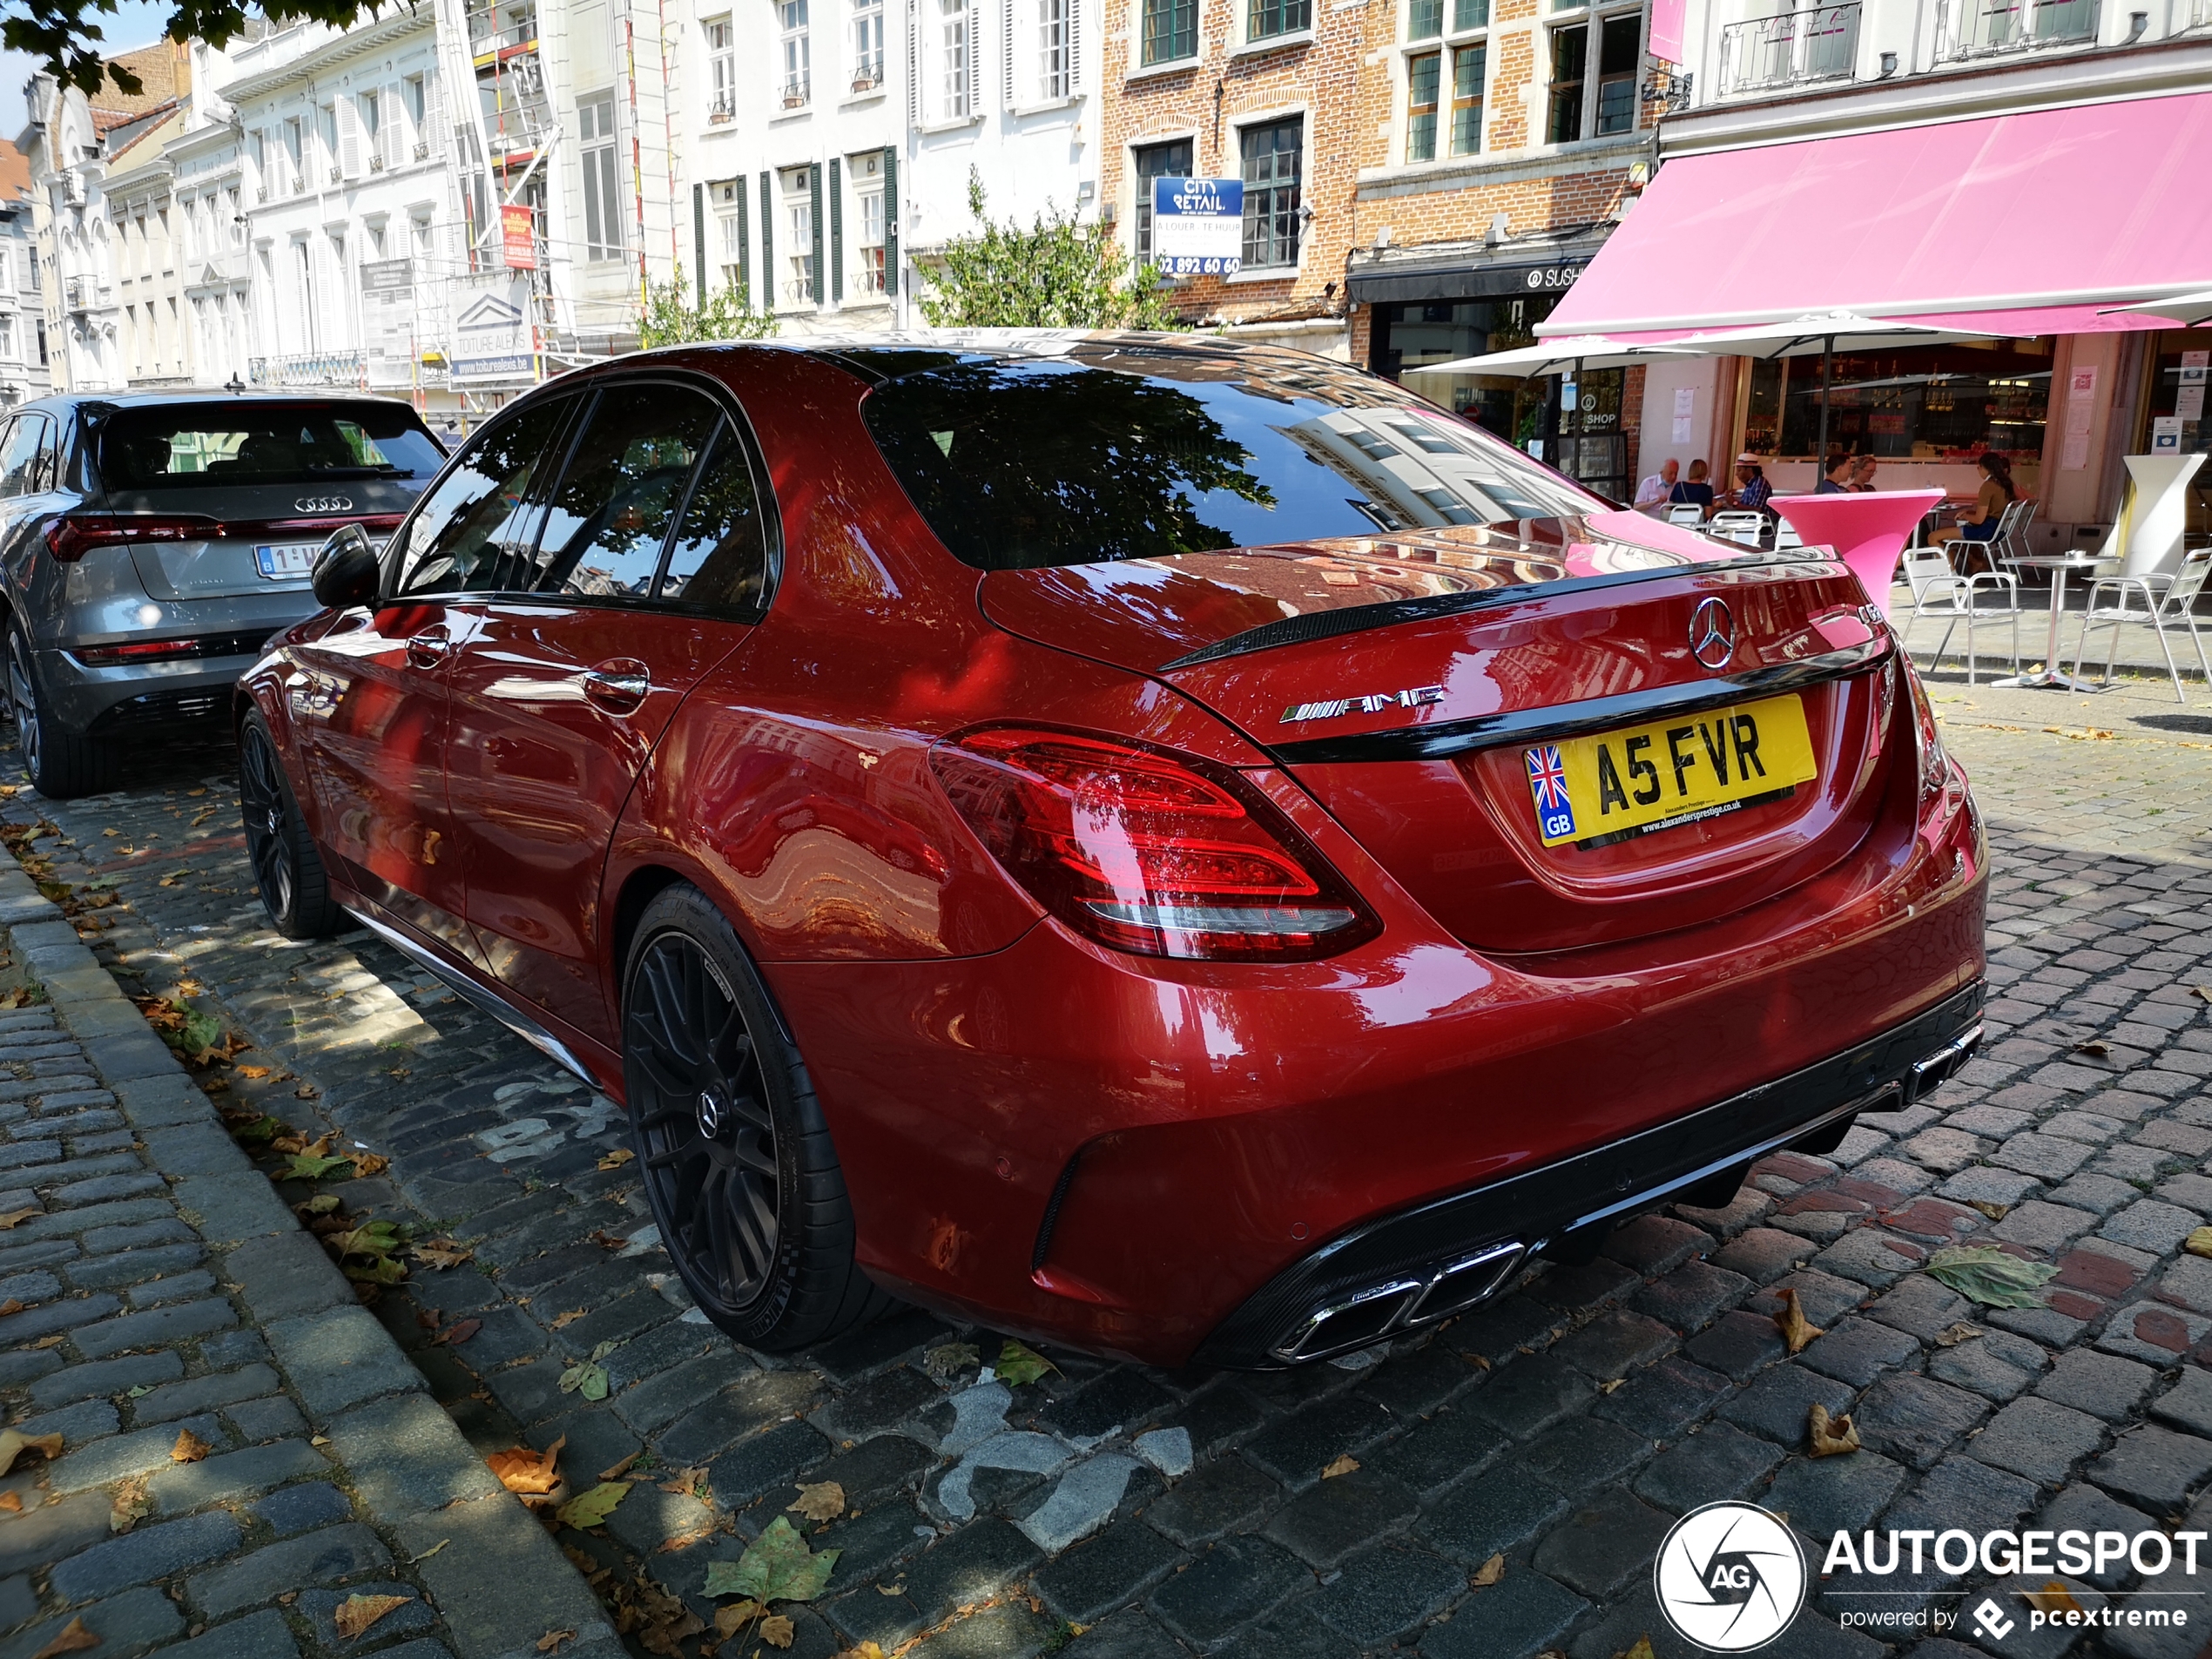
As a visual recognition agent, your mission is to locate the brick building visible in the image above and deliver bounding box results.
[1103,0,1662,496]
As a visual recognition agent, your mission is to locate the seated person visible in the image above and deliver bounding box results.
[1849,455,1880,492]
[1930,452,2018,568]
[1815,453,1855,495]
[1634,458,1679,509]
[1723,454,1775,517]
[1669,459,1716,514]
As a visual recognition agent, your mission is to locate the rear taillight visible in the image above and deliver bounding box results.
[1899,655,1951,806]
[928,727,1380,962]
[45,514,219,563]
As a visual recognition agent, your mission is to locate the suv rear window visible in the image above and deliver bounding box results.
[858,349,1603,571]
[95,401,445,491]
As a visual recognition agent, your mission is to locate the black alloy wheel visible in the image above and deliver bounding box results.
[7,621,109,799]
[238,709,346,939]
[622,883,890,1350]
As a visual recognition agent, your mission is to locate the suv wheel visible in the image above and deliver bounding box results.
[623,883,893,1351]
[239,709,346,940]
[7,621,110,799]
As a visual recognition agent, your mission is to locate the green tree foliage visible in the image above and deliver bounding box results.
[918,175,1183,332]
[637,278,779,348]
[10,0,388,98]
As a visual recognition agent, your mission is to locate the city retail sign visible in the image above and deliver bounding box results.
[1152,179,1242,278]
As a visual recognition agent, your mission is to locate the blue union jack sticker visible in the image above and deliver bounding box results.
[1526,744,1577,843]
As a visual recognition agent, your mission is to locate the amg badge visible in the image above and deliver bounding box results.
[1280,685,1445,725]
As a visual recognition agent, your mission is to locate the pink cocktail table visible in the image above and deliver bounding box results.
[1771,490,1947,619]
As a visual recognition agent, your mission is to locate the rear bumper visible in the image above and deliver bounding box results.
[38,637,297,737]
[1194,980,1983,1366]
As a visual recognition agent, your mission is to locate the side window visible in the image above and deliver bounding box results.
[529,384,721,597]
[0,416,48,497]
[30,416,61,493]
[659,418,770,612]
[395,399,573,597]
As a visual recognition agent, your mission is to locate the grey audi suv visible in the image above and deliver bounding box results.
[0,389,445,796]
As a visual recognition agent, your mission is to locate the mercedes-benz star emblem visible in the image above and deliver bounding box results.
[695,1089,727,1140]
[1690,597,1737,671]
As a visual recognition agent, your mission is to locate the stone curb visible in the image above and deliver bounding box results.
[0,860,619,1659]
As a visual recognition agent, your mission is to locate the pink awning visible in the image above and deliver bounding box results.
[1540,91,2212,338]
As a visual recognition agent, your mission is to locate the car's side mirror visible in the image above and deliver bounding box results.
[312,523,382,611]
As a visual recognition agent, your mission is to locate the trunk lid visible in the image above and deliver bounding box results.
[96,480,416,600]
[980,512,1901,954]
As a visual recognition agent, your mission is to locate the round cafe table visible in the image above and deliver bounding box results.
[1990,553,2111,691]
[1770,490,1949,621]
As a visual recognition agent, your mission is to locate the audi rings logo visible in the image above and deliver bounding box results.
[294,496,354,515]
[1654,1502,1807,1651]
[1689,597,1737,671]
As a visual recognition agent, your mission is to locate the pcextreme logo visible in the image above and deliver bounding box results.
[1654,1503,1808,1651]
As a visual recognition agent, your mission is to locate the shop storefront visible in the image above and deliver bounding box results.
[1352,239,1634,502]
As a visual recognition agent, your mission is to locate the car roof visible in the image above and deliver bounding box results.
[19,388,424,413]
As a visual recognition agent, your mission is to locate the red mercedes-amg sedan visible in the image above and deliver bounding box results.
[239,335,1986,1368]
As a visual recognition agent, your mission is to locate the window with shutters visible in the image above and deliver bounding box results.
[403,74,429,157]
[319,104,341,181]
[361,90,386,170]
[706,18,737,116]
[779,0,812,105]
[580,95,624,260]
[1036,0,1070,98]
[933,0,972,118]
[850,151,886,295]
[713,180,747,294]
[1238,117,1302,269]
[1140,0,1197,64]
[852,0,885,89]
[782,167,813,306]
[283,119,304,193]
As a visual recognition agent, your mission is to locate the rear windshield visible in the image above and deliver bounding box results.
[94,401,445,491]
[859,350,1604,571]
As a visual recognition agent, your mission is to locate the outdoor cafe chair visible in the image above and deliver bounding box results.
[1774,520,1805,552]
[2069,545,2212,705]
[1667,504,1705,527]
[1902,544,2020,686]
[1709,511,1768,548]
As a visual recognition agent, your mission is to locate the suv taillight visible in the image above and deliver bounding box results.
[928,727,1380,962]
[44,514,220,563]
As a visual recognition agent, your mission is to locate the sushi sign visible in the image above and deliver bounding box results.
[1151,178,1243,277]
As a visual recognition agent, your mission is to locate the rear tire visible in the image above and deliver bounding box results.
[8,622,111,799]
[239,709,346,940]
[623,883,893,1351]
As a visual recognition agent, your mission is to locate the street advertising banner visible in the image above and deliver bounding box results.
[501,203,538,271]
[448,275,535,384]
[1152,178,1243,278]
[360,258,415,388]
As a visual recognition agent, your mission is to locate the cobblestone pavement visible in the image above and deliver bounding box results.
[3,654,2212,1659]
[0,853,616,1659]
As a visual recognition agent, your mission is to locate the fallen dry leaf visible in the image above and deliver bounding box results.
[1934,1322,1984,1347]
[0,1298,21,1317]
[411,1238,474,1270]
[1774,1288,1824,1355]
[711,1602,761,1640]
[0,1207,38,1230]
[537,1632,576,1655]
[1614,1639,1656,1659]
[2187,1228,2212,1261]
[597,1149,636,1170]
[758,1614,795,1649]
[171,1428,212,1464]
[2023,1581,2083,1616]
[30,1617,100,1659]
[238,1064,272,1079]
[1967,1200,2011,1222]
[658,1467,708,1499]
[1808,1403,1860,1457]
[0,1428,64,1476]
[0,1491,21,1514]
[351,1152,391,1177]
[2074,1042,2110,1058]
[1597,1378,1625,1395]
[787,1481,845,1523]
[436,1318,482,1347]
[2192,986,2212,1004]
[333,1594,414,1640]
[1471,1553,1506,1587]
[832,1646,887,1659]
[550,1309,590,1329]
[600,1452,643,1481]
[109,1477,150,1534]
[1320,1453,1359,1480]
[589,1230,631,1251]
[488,1436,565,1498]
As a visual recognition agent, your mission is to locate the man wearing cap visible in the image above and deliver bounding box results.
[1725,452,1775,517]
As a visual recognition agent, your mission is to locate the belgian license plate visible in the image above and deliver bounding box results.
[1524,693,1818,849]
[254,543,320,580]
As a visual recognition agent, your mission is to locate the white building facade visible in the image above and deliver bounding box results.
[680,0,1104,334]
[0,145,43,405]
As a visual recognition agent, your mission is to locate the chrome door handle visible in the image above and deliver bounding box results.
[405,630,450,670]
[582,659,650,713]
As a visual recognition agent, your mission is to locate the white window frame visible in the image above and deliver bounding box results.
[926,0,974,121]
[849,150,887,296]
[579,93,625,260]
[713,179,745,293]
[778,0,813,108]
[851,0,886,92]
[782,166,814,306]
[1543,1,1645,146]
[706,17,737,118]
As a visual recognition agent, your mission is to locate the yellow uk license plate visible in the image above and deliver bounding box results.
[1523,693,1818,849]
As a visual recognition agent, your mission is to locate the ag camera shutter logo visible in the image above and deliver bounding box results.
[1653,1502,1807,1651]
